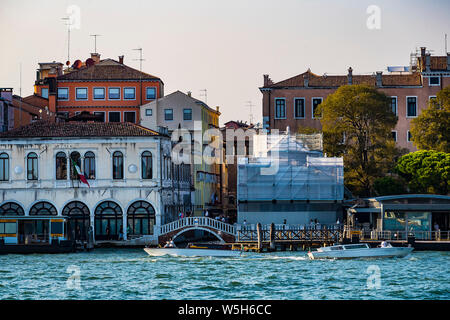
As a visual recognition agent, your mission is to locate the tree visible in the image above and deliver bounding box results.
[373,176,407,196]
[317,84,403,197]
[395,150,450,195]
[410,86,450,152]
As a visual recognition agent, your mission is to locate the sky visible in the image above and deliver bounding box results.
[0,0,449,126]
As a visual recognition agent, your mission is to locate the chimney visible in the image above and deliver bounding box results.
[376,71,382,87]
[263,74,274,87]
[91,53,101,64]
[420,47,426,59]
[425,53,431,72]
[347,67,353,85]
[216,106,220,113]
[187,91,192,97]
[118,55,124,64]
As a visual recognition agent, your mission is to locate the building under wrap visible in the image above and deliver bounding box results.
[237,132,344,225]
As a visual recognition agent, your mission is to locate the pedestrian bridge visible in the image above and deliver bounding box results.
[158,217,237,245]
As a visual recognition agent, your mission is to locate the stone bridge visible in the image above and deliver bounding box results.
[158,217,236,246]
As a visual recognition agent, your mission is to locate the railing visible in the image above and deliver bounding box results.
[361,230,450,241]
[159,217,236,236]
[237,229,342,242]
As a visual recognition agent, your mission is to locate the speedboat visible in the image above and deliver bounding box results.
[307,243,413,260]
[144,243,242,258]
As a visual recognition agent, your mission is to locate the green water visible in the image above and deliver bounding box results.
[0,249,448,300]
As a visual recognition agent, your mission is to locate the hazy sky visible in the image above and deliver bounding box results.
[1,0,449,125]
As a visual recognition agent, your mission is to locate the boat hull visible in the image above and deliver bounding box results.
[144,247,242,257]
[308,247,414,260]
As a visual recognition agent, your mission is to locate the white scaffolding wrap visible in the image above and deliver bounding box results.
[238,133,344,201]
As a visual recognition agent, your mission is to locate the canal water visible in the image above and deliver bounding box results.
[0,249,449,300]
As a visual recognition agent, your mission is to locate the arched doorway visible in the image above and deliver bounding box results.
[62,201,90,241]
[127,201,156,236]
[94,201,122,240]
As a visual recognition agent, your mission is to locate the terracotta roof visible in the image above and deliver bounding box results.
[0,120,160,138]
[265,70,422,88]
[57,59,162,82]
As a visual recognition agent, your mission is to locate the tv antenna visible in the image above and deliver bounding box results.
[200,89,207,104]
[133,48,145,105]
[246,101,255,124]
[90,34,101,53]
[61,16,73,63]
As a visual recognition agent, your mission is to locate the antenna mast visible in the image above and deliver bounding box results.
[90,34,101,53]
[200,89,207,104]
[61,17,73,62]
[246,100,255,124]
[133,48,145,106]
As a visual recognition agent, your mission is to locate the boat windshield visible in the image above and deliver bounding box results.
[329,246,344,250]
[342,244,369,250]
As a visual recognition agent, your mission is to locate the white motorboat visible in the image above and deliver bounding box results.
[144,243,242,258]
[307,243,413,260]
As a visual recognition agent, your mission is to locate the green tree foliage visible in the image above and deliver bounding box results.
[410,86,450,152]
[395,150,450,195]
[317,84,402,197]
[373,176,407,196]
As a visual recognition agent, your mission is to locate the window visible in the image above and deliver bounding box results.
[164,109,173,121]
[127,201,155,235]
[94,111,105,122]
[109,112,121,122]
[275,98,286,119]
[27,152,38,180]
[93,87,105,100]
[145,109,153,116]
[75,88,88,100]
[312,98,323,118]
[146,87,156,100]
[0,202,24,216]
[429,96,437,103]
[124,111,136,123]
[391,131,397,142]
[123,87,136,100]
[407,97,417,117]
[407,131,412,142]
[429,77,440,86]
[84,151,95,179]
[141,151,153,179]
[55,152,67,180]
[112,151,124,179]
[94,201,123,240]
[29,201,57,215]
[390,97,397,115]
[108,87,121,100]
[41,88,49,99]
[57,88,69,100]
[62,201,90,241]
[294,98,305,118]
[0,153,9,181]
[70,152,81,180]
[183,108,192,120]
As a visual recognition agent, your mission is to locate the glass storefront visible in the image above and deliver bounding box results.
[383,211,431,232]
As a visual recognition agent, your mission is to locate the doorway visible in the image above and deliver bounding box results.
[18,220,49,244]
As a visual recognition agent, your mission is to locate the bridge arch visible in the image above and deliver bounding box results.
[171,226,226,243]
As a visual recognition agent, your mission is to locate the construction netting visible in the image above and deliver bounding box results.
[238,133,344,201]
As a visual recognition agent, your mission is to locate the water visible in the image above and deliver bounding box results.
[0,249,449,300]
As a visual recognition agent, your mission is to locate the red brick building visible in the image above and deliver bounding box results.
[33,54,163,123]
[260,47,450,150]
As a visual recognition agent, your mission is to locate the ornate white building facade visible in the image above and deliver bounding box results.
[0,121,191,246]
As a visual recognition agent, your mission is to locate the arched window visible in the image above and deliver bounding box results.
[141,151,152,179]
[70,152,81,180]
[94,201,122,240]
[27,152,38,180]
[56,152,67,180]
[29,201,57,215]
[0,202,24,216]
[127,201,155,235]
[84,151,96,179]
[0,153,9,181]
[62,201,90,241]
[112,151,123,179]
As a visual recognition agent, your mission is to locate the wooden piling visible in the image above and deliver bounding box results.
[256,223,262,253]
[269,223,275,252]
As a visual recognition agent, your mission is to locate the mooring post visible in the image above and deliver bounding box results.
[269,222,275,252]
[257,223,263,252]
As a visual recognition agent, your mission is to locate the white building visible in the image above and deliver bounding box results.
[0,120,191,246]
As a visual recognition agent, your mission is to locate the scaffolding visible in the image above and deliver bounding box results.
[238,133,344,202]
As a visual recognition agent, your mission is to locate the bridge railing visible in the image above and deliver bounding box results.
[159,217,236,236]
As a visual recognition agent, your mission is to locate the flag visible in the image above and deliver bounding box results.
[71,158,90,187]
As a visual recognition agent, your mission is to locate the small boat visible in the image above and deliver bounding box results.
[144,242,242,258]
[307,243,413,260]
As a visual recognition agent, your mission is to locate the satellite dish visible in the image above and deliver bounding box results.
[72,60,82,69]
[66,61,70,66]
[85,58,95,67]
